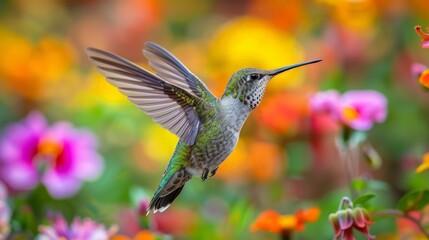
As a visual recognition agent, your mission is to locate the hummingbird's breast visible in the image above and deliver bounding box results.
[186,96,251,177]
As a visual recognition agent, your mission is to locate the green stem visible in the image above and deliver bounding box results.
[335,138,356,199]
[342,126,353,144]
[372,209,429,238]
[280,230,291,240]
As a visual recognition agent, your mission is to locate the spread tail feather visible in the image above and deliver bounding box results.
[146,185,185,215]
[146,168,191,215]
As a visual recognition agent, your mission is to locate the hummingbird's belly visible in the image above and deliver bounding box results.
[187,128,239,177]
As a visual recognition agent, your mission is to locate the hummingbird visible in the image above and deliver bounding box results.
[86,42,321,214]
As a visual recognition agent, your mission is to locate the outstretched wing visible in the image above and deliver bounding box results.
[143,42,217,102]
[86,47,206,145]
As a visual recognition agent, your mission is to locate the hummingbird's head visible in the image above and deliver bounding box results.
[222,59,321,110]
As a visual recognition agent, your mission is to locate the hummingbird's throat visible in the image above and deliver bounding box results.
[240,84,266,109]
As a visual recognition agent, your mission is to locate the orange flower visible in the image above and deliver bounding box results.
[250,207,320,234]
[415,26,429,48]
[217,139,282,183]
[247,0,306,32]
[319,0,377,33]
[111,230,155,240]
[0,29,76,101]
[255,92,309,135]
[411,63,429,89]
[418,70,429,89]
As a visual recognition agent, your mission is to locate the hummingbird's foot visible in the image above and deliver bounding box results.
[201,168,209,181]
[210,167,218,177]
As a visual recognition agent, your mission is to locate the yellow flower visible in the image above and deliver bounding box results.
[133,123,178,174]
[72,70,129,107]
[208,16,304,96]
[416,153,429,173]
[0,28,75,101]
[143,123,178,163]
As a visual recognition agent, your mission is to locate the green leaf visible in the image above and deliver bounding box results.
[397,189,429,212]
[353,194,375,206]
[351,178,368,193]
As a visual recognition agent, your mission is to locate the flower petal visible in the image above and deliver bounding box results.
[338,209,353,230]
[297,207,320,223]
[250,210,281,233]
[38,225,61,239]
[343,227,356,240]
[42,169,81,199]
[38,213,115,239]
[411,63,428,78]
[309,90,341,120]
[73,152,104,181]
[279,215,298,231]
[329,213,342,238]
[419,70,429,89]
[340,90,387,131]
[352,208,367,228]
[134,230,155,240]
[0,182,7,201]
[50,214,69,236]
[46,123,103,180]
[416,153,429,173]
[1,163,38,190]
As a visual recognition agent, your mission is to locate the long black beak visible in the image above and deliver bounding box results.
[270,59,322,75]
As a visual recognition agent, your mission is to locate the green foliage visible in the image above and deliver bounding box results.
[353,193,375,207]
[352,178,368,194]
[397,189,429,212]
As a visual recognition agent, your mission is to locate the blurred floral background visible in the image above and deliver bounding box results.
[1,0,429,239]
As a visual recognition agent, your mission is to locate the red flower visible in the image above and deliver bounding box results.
[329,206,374,240]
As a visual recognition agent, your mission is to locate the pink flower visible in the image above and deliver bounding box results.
[310,90,387,131]
[411,63,427,78]
[0,112,103,198]
[38,213,116,240]
[0,182,11,239]
[415,26,429,48]
[339,91,387,131]
[309,90,341,120]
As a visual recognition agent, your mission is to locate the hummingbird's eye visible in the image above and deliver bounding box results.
[249,74,260,81]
